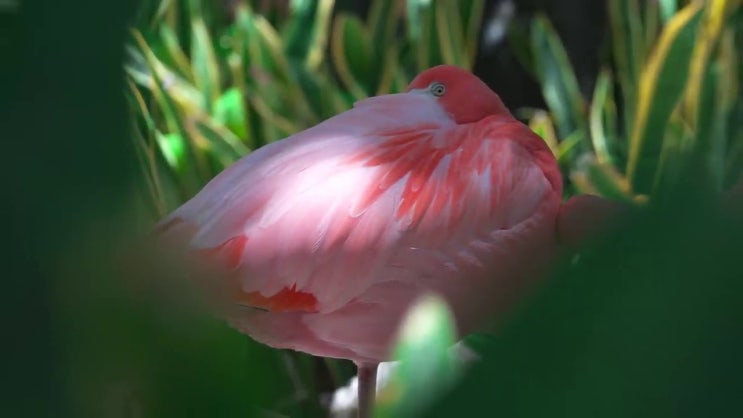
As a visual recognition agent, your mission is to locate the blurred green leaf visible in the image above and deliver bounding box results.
[191,17,221,112]
[214,87,248,140]
[461,0,486,64]
[376,294,459,418]
[589,69,619,166]
[571,156,634,202]
[643,0,660,53]
[683,0,738,132]
[556,129,586,164]
[529,110,559,156]
[530,15,587,143]
[411,0,445,71]
[331,13,373,99]
[191,117,249,163]
[368,0,398,54]
[125,42,202,113]
[660,0,678,23]
[159,24,193,80]
[626,2,703,194]
[608,0,645,134]
[424,197,743,418]
[306,0,336,70]
[435,1,468,67]
[156,131,187,170]
[405,0,427,43]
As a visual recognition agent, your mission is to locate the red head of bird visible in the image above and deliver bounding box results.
[406,65,511,124]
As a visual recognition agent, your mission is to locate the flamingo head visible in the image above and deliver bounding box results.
[406,65,511,124]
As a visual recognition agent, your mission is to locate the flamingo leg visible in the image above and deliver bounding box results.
[356,362,378,418]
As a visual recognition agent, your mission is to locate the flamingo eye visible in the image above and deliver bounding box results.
[429,82,446,97]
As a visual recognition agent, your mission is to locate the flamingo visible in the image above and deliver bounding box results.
[157,65,592,417]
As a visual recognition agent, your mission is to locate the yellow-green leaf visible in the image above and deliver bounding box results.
[589,69,619,166]
[529,110,559,157]
[682,0,738,131]
[626,2,704,194]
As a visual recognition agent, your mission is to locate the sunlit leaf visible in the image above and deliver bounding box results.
[589,69,619,166]
[529,110,559,156]
[156,131,187,170]
[213,87,248,140]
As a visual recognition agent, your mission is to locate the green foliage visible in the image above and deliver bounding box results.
[524,0,743,200]
[424,194,743,418]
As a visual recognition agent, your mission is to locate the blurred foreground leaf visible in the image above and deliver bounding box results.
[376,294,458,418]
[425,194,743,417]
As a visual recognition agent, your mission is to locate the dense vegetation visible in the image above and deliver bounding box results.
[4,0,742,417]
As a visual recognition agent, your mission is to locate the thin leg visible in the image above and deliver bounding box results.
[356,362,378,418]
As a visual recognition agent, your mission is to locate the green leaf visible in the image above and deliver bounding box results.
[405,0,428,43]
[424,197,743,418]
[530,15,587,141]
[159,24,193,80]
[213,87,248,140]
[407,0,444,71]
[377,294,459,418]
[556,130,586,164]
[189,118,249,171]
[461,0,486,64]
[191,17,221,112]
[435,1,468,67]
[626,2,704,194]
[644,0,660,51]
[529,110,560,157]
[330,13,373,99]
[608,0,645,135]
[283,0,337,71]
[682,58,730,195]
[368,0,398,53]
[682,0,738,132]
[305,0,336,70]
[589,69,619,166]
[235,6,290,81]
[156,131,187,170]
[571,156,634,202]
[125,44,202,114]
[367,0,398,93]
[659,0,678,23]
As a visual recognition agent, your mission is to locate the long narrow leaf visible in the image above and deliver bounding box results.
[626,2,704,193]
[590,69,619,166]
[191,18,221,112]
[530,15,586,141]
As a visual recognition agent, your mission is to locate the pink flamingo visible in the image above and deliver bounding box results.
[158,65,605,417]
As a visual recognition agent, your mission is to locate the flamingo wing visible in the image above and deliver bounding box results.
[158,93,453,313]
[158,93,560,316]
